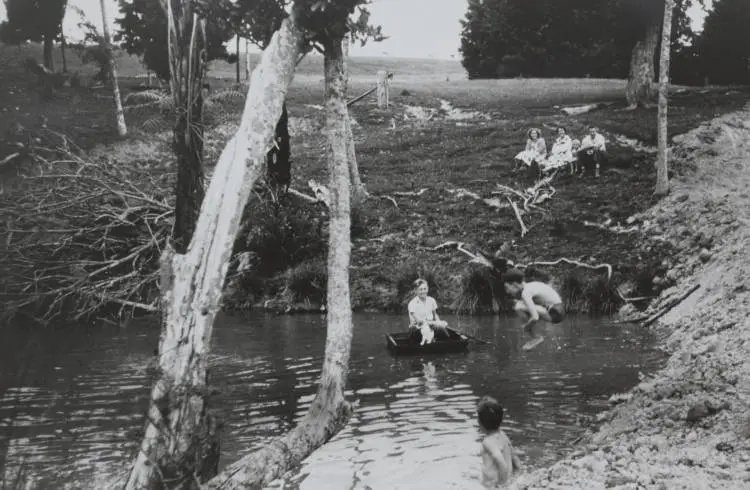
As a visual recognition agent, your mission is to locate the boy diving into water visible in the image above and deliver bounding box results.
[503,268,565,350]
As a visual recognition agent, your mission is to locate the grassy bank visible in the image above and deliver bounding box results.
[2,42,750,321]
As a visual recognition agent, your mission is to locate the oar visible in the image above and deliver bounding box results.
[449,325,491,345]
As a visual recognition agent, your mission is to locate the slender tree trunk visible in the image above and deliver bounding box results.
[100,0,127,137]
[60,34,68,73]
[245,38,251,80]
[625,21,660,109]
[342,35,366,206]
[124,15,304,490]
[235,35,240,84]
[42,34,54,71]
[203,33,354,490]
[655,0,674,197]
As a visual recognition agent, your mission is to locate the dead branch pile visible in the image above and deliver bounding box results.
[492,172,557,236]
[0,147,172,325]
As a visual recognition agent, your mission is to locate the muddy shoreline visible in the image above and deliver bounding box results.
[509,107,750,489]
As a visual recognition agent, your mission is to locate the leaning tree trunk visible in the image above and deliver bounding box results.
[124,14,304,490]
[655,0,674,197]
[342,35,366,206]
[162,0,208,253]
[625,20,660,109]
[203,35,355,490]
[100,0,127,137]
[42,34,54,71]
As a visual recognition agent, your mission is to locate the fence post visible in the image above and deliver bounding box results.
[376,70,390,109]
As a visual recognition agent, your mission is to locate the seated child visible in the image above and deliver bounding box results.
[408,278,449,343]
[569,139,581,175]
[477,396,522,487]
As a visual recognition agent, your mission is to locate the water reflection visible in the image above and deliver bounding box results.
[0,313,664,488]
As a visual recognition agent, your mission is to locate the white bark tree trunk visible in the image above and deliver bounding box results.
[203,35,355,490]
[655,0,674,197]
[625,20,660,109]
[124,16,304,490]
[100,0,127,136]
[342,35,366,206]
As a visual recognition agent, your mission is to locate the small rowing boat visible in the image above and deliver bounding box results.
[385,327,470,355]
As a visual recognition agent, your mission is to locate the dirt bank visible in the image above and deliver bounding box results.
[509,107,750,489]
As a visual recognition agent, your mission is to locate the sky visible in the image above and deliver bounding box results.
[1,0,713,60]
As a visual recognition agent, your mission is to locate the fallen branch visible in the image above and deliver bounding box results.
[288,187,319,203]
[445,187,481,200]
[508,198,528,237]
[432,241,493,268]
[641,284,701,327]
[584,220,640,234]
[375,194,398,208]
[516,257,613,280]
[393,188,428,197]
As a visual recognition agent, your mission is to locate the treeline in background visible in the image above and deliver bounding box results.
[460,0,749,85]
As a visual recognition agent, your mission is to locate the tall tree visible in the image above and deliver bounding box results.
[161,0,210,253]
[618,0,664,108]
[124,10,304,490]
[126,1,377,487]
[697,0,750,85]
[115,0,233,80]
[655,0,675,197]
[0,0,68,69]
[100,0,127,137]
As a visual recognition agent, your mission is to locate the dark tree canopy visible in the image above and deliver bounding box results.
[0,0,68,68]
[698,0,750,85]
[114,0,234,80]
[459,0,702,82]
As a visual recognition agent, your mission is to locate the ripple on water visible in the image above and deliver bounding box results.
[0,313,664,489]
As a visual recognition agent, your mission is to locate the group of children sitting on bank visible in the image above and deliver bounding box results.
[514,125,607,179]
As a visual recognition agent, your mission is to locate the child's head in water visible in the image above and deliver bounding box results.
[477,396,504,433]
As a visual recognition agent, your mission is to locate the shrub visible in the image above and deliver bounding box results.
[241,193,327,276]
[284,260,327,305]
[453,266,500,315]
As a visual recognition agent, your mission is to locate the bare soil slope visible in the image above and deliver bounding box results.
[510,107,750,489]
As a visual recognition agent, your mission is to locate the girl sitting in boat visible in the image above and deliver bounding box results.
[408,278,449,344]
[513,128,547,171]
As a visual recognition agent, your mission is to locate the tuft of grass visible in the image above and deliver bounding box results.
[284,260,327,306]
[453,266,503,315]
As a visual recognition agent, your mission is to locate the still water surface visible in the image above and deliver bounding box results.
[0,313,664,489]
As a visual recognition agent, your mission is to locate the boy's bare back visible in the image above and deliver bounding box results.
[481,430,519,487]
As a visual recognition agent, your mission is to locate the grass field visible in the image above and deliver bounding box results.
[3,41,750,318]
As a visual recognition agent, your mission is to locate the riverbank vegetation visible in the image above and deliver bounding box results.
[2,41,750,324]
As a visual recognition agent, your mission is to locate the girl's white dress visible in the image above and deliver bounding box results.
[514,137,547,166]
[542,134,576,171]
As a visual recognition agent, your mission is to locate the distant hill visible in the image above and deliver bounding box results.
[2,42,466,81]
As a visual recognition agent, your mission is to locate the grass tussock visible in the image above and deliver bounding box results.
[283,260,327,306]
[453,266,504,315]
[241,192,327,277]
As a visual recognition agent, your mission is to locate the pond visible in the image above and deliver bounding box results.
[0,312,664,489]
